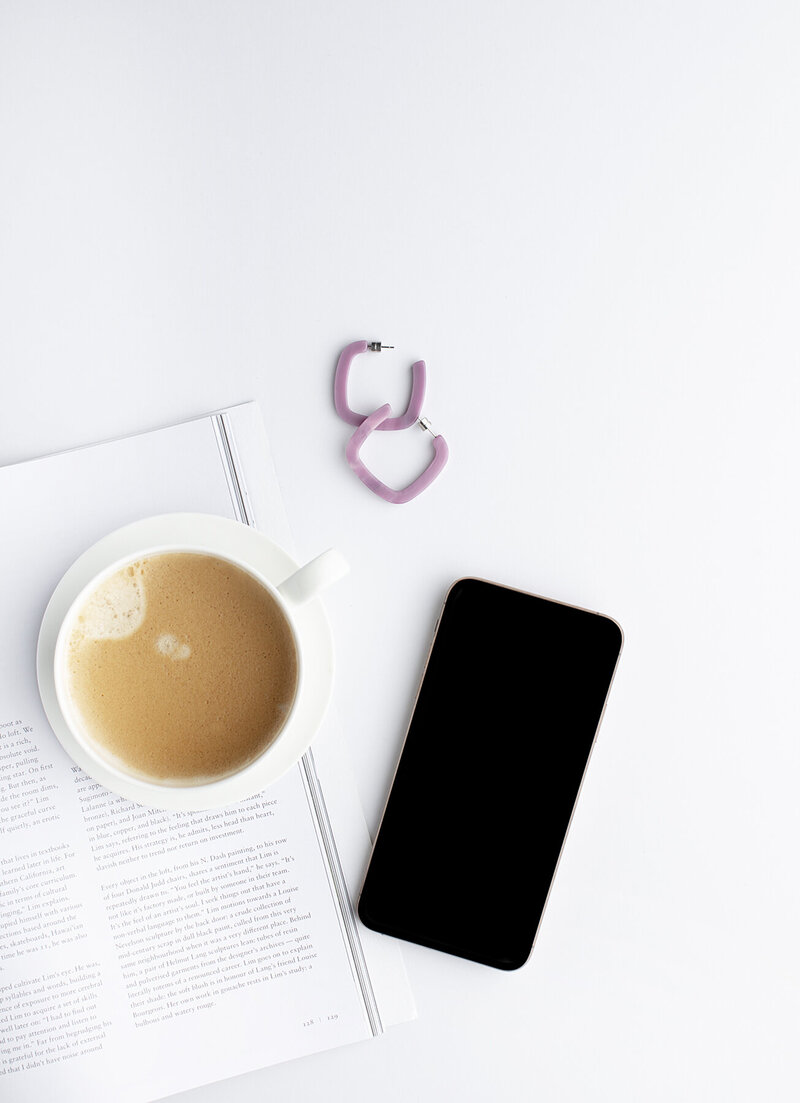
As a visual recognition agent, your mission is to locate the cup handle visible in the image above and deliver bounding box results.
[277,549,349,608]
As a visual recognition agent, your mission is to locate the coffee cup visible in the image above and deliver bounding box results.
[38,513,347,810]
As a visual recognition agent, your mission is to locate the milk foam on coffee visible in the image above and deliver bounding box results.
[66,553,299,784]
[70,562,147,642]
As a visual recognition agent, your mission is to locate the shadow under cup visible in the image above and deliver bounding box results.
[55,549,303,788]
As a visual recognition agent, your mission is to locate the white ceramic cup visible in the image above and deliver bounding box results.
[38,513,348,810]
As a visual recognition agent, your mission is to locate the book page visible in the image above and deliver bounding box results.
[0,406,413,1103]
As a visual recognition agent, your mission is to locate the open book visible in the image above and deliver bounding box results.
[0,404,414,1103]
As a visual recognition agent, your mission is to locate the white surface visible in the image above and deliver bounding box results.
[2,2,799,1100]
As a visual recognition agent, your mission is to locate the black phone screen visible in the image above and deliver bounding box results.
[357,577,623,970]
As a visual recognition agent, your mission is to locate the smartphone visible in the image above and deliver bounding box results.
[357,577,623,971]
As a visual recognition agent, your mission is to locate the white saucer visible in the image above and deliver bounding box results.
[37,513,335,811]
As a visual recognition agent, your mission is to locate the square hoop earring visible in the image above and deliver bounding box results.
[334,340,426,431]
[345,405,449,505]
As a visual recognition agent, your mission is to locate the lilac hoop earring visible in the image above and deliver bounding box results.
[334,340,426,431]
[345,404,449,505]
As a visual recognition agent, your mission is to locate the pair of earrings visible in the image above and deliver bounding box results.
[334,340,449,504]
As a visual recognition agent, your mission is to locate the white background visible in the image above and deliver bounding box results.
[2,2,800,1100]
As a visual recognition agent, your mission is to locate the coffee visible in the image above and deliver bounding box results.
[65,552,299,784]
